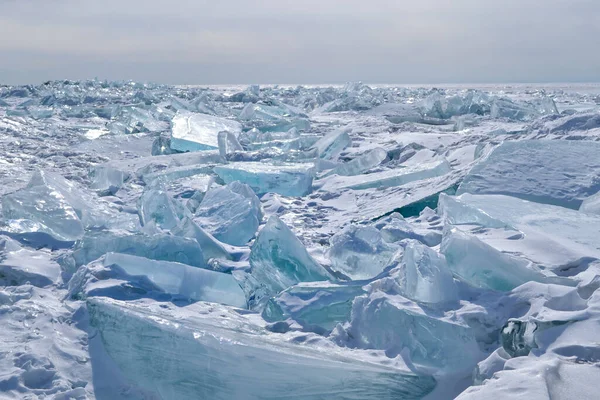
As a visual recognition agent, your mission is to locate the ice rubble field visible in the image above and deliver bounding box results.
[1,82,600,400]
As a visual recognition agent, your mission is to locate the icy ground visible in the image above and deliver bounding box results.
[1,81,600,399]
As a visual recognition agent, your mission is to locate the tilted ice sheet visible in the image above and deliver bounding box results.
[457,140,600,209]
[88,297,436,400]
[439,193,600,270]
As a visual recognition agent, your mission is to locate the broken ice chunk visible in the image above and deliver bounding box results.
[89,165,129,194]
[241,216,333,309]
[71,230,206,269]
[193,182,261,246]
[334,291,482,374]
[377,213,442,247]
[327,225,397,280]
[441,228,547,291]
[88,297,436,399]
[490,98,539,121]
[110,253,244,306]
[325,147,387,177]
[458,140,600,209]
[320,159,451,191]
[2,172,85,241]
[214,162,315,197]
[310,127,352,160]
[137,188,181,231]
[387,240,458,304]
[217,131,243,158]
[172,218,233,262]
[262,281,366,334]
[170,110,242,152]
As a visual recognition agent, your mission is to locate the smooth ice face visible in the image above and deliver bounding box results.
[441,227,547,291]
[88,298,436,400]
[438,193,600,269]
[389,240,458,304]
[2,171,85,241]
[310,127,352,160]
[242,216,333,309]
[214,162,315,197]
[89,165,129,194]
[71,230,206,269]
[193,182,260,246]
[335,291,482,375]
[137,188,181,231]
[170,110,242,152]
[580,191,600,215]
[326,147,387,177]
[320,159,451,191]
[457,140,600,209]
[172,218,233,262]
[327,225,397,280]
[74,253,246,307]
[262,281,366,334]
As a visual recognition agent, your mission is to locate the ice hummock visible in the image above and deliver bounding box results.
[88,297,436,399]
[170,110,242,152]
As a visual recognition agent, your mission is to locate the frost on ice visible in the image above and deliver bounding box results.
[1,80,600,399]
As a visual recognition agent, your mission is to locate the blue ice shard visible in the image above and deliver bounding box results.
[310,127,352,159]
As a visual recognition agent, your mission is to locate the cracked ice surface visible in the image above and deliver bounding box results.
[1,81,600,399]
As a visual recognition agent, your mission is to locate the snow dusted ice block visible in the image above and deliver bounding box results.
[441,228,547,291]
[262,282,366,333]
[327,225,397,280]
[88,297,436,399]
[458,140,600,209]
[334,291,482,375]
[439,193,600,269]
[241,216,333,308]
[193,182,261,246]
[0,236,60,287]
[388,240,458,304]
[1,171,85,241]
[326,147,387,177]
[320,159,451,191]
[310,127,352,159]
[214,161,315,197]
[90,253,246,307]
[170,110,242,152]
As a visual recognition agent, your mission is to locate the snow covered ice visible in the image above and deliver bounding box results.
[2,80,600,399]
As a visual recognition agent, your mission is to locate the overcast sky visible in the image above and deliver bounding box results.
[1,0,599,85]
